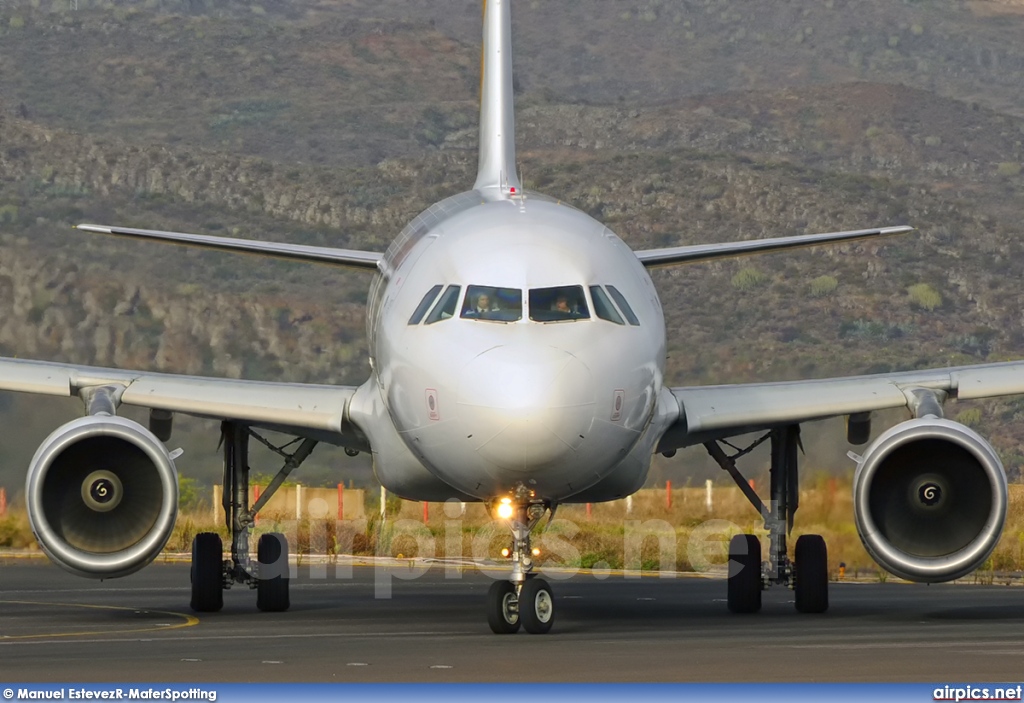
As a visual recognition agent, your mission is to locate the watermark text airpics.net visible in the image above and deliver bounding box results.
[934,684,1024,701]
[243,507,757,599]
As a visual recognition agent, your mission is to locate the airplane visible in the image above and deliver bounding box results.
[0,0,1019,635]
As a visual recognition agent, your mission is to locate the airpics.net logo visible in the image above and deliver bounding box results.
[934,685,1024,701]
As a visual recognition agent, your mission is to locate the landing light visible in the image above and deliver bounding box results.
[531,548,541,557]
[496,498,514,520]
[501,548,510,558]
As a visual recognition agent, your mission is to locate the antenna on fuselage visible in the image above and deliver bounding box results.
[474,0,521,198]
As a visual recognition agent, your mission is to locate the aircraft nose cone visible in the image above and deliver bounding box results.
[457,345,595,473]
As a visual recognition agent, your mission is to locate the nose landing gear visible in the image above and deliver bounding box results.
[486,488,555,634]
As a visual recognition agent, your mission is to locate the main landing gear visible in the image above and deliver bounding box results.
[190,422,318,613]
[486,486,555,634]
[704,425,829,614]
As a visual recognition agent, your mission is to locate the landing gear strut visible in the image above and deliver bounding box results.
[190,422,317,613]
[705,425,829,614]
[486,485,555,634]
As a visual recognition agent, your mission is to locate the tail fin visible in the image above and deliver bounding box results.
[473,0,521,196]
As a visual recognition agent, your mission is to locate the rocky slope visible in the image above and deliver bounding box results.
[1,0,1024,489]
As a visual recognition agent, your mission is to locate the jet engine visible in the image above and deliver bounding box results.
[25,415,178,579]
[853,417,1007,583]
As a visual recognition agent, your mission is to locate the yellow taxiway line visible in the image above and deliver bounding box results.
[0,600,199,640]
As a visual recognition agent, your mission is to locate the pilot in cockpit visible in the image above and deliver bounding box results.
[552,294,582,317]
[464,292,498,318]
[463,285,522,322]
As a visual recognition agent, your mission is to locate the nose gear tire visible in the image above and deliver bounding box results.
[487,580,522,634]
[519,577,555,634]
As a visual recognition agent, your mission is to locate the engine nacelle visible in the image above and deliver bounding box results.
[853,418,1007,583]
[26,415,178,579]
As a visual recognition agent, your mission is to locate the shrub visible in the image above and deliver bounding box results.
[178,476,205,512]
[958,408,983,428]
[0,513,34,549]
[0,205,18,223]
[731,267,768,291]
[908,283,942,311]
[997,162,1022,177]
[809,275,838,298]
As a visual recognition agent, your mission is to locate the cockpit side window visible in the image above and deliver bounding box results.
[607,285,640,326]
[589,286,624,325]
[423,285,462,325]
[529,285,591,322]
[408,284,444,325]
[461,285,523,322]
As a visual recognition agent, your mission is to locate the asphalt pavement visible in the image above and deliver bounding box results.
[2,559,1024,682]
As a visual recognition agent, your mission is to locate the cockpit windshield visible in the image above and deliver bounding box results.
[529,285,590,322]
[412,283,635,328]
[423,285,461,324]
[589,285,624,325]
[606,285,640,326]
[461,285,523,322]
[409,284,444,325]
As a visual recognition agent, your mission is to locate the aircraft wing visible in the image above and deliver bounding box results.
[658,361,1024,451]
[635,226,912,268]
[0,357,367,450]
[76,224,384,272]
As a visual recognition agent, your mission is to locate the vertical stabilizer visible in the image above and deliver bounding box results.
[474,0,521,195]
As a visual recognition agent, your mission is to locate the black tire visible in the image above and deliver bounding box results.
[487,580,521,634]
[794,534,829,614]
[519,577,554,634]
[190,532,224,613]
[727,534,762,614]
[256,532,290,612]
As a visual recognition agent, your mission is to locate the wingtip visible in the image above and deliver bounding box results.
[880,225,915,235]
[75,224,109,234]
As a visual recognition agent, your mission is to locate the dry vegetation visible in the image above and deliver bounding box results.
[6,481,1024,582]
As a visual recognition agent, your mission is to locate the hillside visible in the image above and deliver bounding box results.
[1,0,1024,492]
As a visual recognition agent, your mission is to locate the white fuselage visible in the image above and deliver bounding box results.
[348,191,680,504]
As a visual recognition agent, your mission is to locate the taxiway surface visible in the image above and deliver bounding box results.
[2,560,1023,682]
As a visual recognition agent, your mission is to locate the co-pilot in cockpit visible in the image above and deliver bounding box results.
[528,285,589,322]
